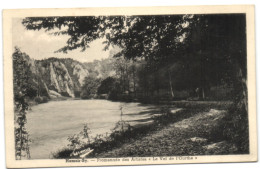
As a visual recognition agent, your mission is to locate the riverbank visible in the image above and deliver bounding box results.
[28,96,76,107]
[95,108,238,157]
[52,101,243,158]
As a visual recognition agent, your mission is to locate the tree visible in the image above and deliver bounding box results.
[80,76,101,99]
[13,47,32,159]
[97,77,116,95]
[129,62,138,97]
[112,56,132,93]
[182,14,247,100]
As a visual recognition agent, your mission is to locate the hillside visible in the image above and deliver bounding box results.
[17,53,114,99]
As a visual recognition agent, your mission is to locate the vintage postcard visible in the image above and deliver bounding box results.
[3,5,257,168]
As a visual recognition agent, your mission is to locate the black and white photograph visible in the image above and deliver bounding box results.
[3,5,257,168]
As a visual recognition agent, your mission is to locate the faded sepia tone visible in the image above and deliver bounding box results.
[3,5,256,168]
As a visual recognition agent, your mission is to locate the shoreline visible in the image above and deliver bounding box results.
[29,95,232,109]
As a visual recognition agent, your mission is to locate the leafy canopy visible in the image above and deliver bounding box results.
[22,15,188,60]
[22,14,247,90]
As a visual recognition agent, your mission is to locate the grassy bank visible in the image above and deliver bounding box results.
[95,109,239,157]
[52,100,246,158]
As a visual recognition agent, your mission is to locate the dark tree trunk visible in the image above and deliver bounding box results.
[168,70,174,99]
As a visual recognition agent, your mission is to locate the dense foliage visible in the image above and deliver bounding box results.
[80,76,101,99]
[13,47,32,159]
[97,77,116,95]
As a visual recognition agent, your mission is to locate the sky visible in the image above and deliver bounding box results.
[12,18,112,63]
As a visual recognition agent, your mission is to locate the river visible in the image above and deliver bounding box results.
[26,99,161,159]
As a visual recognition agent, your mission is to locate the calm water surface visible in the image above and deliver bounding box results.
[27,99,159,159]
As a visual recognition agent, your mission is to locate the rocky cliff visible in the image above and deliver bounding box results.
[16,51,115,99]
[28,57,89,98]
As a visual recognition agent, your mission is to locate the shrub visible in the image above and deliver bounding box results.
[51,147,73,159]
[110,120,133,140]
[74,91,81,98]
[42,96,49,103]
[97,77,116,95]
[34,96,49,104]
[60,92,71,97]
[152,106,172,125]
[34,96,42,104]
[221,104,249,153]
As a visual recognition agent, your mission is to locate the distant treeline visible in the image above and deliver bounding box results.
[80,55,235,102]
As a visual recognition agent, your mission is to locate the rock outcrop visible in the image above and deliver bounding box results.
[17,53,115,99]
[27,57,90,98]
[72,63,89,86]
